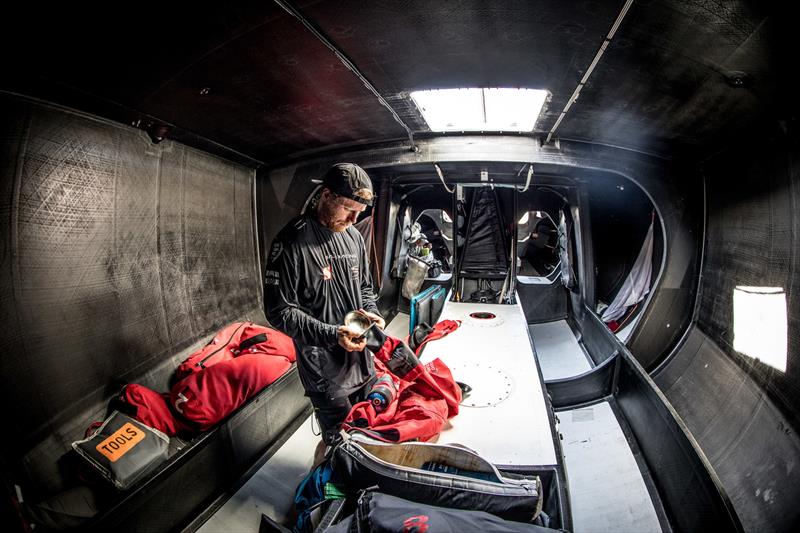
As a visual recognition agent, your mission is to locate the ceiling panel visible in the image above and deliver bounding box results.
[1,0,789,163]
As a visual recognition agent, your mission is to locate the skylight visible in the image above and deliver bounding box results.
[410,88,548,132]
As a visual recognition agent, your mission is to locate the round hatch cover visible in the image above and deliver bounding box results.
[447,362,513,407]
[466,310,505,327]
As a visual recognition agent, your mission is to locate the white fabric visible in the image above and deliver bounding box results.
[602,221,654,323]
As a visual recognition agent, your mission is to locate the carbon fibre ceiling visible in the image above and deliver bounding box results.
[0,0,791,164]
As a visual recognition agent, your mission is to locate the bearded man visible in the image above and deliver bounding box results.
[264,163,385,447]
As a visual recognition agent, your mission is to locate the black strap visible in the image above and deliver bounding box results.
[239,332,268,352]
[314,499,347,531]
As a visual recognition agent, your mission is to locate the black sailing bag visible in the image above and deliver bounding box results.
[330,435,542,522]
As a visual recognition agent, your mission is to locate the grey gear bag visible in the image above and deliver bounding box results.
[71,411,169,490]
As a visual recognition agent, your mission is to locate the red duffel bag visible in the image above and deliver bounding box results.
[175,322,296,380]
[118,384,192,437]
[170,353,292,431]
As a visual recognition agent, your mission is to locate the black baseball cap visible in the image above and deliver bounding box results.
[314,163,374,206]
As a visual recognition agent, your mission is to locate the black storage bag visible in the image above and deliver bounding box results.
[324,492,554,533]
[330,435,542,522]
[71,411,169,490]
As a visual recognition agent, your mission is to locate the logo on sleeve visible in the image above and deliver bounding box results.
[264,269,280,286]
[322,265,332,280]
[268,242,283,263]
[402,515,429,533]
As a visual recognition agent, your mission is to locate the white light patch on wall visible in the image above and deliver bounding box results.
[733,286,788,372]
[410,88,548,132]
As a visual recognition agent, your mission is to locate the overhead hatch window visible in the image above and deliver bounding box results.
[733,286,787,372]
[410,88,548,132]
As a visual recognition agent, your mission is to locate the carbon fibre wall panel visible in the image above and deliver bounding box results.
[697,129,800,430]
[0,94,261,463]
[654,126,800,532]
[656,328,800,532]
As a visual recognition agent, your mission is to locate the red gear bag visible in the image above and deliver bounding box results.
[175,322,296,379]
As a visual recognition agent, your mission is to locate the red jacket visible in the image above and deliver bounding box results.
[343,335,461,442]
[412,319,460,355]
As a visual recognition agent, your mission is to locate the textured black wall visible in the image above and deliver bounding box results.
[656,327,800,532]
[655,125,800,531]
[0,94,262,459]
[698,126,800,431]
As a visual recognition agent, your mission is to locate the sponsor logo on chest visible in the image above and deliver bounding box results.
[321,252,358,281]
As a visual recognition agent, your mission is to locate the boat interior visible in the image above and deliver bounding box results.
[1,1,798,532]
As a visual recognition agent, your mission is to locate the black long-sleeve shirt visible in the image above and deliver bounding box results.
[264,214,380,397]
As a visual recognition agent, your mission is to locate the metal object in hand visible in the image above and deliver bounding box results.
[344,310,374,339]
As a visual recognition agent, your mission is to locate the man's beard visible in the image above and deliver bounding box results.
[317,200,350,232]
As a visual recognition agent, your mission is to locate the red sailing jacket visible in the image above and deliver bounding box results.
[343,335,461,442]
[412,319,461,355]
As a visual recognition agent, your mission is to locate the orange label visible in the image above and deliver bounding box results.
[95,422,145,462]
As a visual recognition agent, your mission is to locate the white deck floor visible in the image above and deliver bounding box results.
[384,311,410,339]
[529,320,593,380]
[426,298,557,467]
[559,402,661,533]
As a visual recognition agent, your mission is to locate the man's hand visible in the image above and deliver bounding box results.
[338,325,367,352]
[358,309,386,330]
